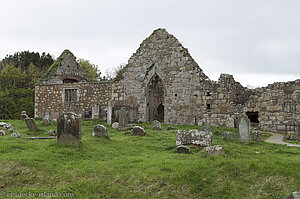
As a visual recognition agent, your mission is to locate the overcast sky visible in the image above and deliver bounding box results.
[0,0,299,87]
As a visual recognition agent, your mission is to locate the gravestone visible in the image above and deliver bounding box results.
[152,120,162,130]
[176,145,190,154]
[118,107,128,130]
[20,111,28,120]
[92,124,108,139]
[132,126,146,136]
[204,145,224,155]
[226,117,235,128]
[237,114,251,142]
[201,126,212,133]
[176,129,212,147]
[43,110,51,126]
[107,101,112,125]
[222,132,233,139]
[92,104,100,119]
[284,131,300,141]
[25,118,38,131]
[112,122,119,129]
[57,112,81,146]
[252,130,262,142]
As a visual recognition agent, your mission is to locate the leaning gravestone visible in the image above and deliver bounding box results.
[252,131,262,142]
[132,126,146,136]
[152,120,162,130]
[237,114,251,142]
[176,129,212,147]
[20,111,28,120]
[25,118,38,131]
[118,107,128,130]
[226,117,235,128]
[92,124,109,139]
[57,112,81,146]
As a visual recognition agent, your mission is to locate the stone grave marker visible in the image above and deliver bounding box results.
[237,114,251,142]
[118,107,128,130]
[176,129,212,147]
[25,118,38,131]
[112,122,119,129]
[204,145,224,155]
[107,101,112,125]
[152,120,162,130]
[43,110,51,126]
[20,111,28,120]
[92,124,109,139]
[222,132,233,139]
[226,117,235,128]
[132,126,146,136]
[57,112,81,146]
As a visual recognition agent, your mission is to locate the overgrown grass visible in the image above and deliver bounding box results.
[0,120,299,198]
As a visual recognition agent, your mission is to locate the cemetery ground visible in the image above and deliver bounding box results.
[0,120,299,199]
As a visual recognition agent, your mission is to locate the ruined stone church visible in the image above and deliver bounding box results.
[35,28,300,133]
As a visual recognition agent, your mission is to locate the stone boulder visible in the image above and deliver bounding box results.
[48,130,57,136]
[11,132,21,138]
[252,131,262,142]
[286,190,300,199]
[284,131,300,141]
[92,124,109,139]
[57,112,81,146]
[0,130,5,136]
[112,122,119,129]
[222,132,232,139]
[132,126,146,136]
[176,129,212,147]
[176,145,190,154]
[204,145,224,155]
[152,120,162,130]
[25,118,38,131]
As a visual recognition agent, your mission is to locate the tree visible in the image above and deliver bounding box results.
[77,58,101,82]
[104,63,126,81]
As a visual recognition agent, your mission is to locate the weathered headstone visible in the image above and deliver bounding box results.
[92,104,100,119]
[43,110,51,126]
[20,111,28,120]
[92,124,109,139]
[48,130,57,136]
[222,132,233,139]
[25,118,38,131]
[200,126,212,133]
[118,107,128,130]
[237,114,251,142]
[0,130,5,136]
[204,145,224,155]
[176,129,212,147]
[107,101,112,125]
[132,126,146,136]
[11,132,21,138]
[152,120,162,130]
[252,130,262,142]
[112,122,119,129]
[176,145,190,154]
[57,112,81,146]
[226,117,235,128]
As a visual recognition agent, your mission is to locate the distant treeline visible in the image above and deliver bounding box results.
[0,51,101,119]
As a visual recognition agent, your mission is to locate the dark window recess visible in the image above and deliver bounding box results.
[194,94,198,97]
[246,112,259,123]
[175,94,177,97]
[206,92,211,96]
[65,89,77,102]
[63,78,79,83]
[206,104,211,110]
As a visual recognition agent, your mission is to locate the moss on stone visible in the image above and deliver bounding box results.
[37,49,72,85]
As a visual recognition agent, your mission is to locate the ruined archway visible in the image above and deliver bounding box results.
[146,74,165,122]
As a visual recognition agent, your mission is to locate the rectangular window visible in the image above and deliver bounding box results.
[64,89,78,102]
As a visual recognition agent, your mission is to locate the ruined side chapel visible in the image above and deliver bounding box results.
[35,28,300,134]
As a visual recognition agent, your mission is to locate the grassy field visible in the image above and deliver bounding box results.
[0,119,299,199]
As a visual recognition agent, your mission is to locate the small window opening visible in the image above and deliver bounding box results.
[246,111,259,123]
[65,89,78,102]
[175,94,177,97]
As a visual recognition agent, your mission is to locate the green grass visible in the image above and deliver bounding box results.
[283,138,300,145]
[0,120,299,199]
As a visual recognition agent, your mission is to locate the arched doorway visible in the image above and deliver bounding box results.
[146,75,165,122]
